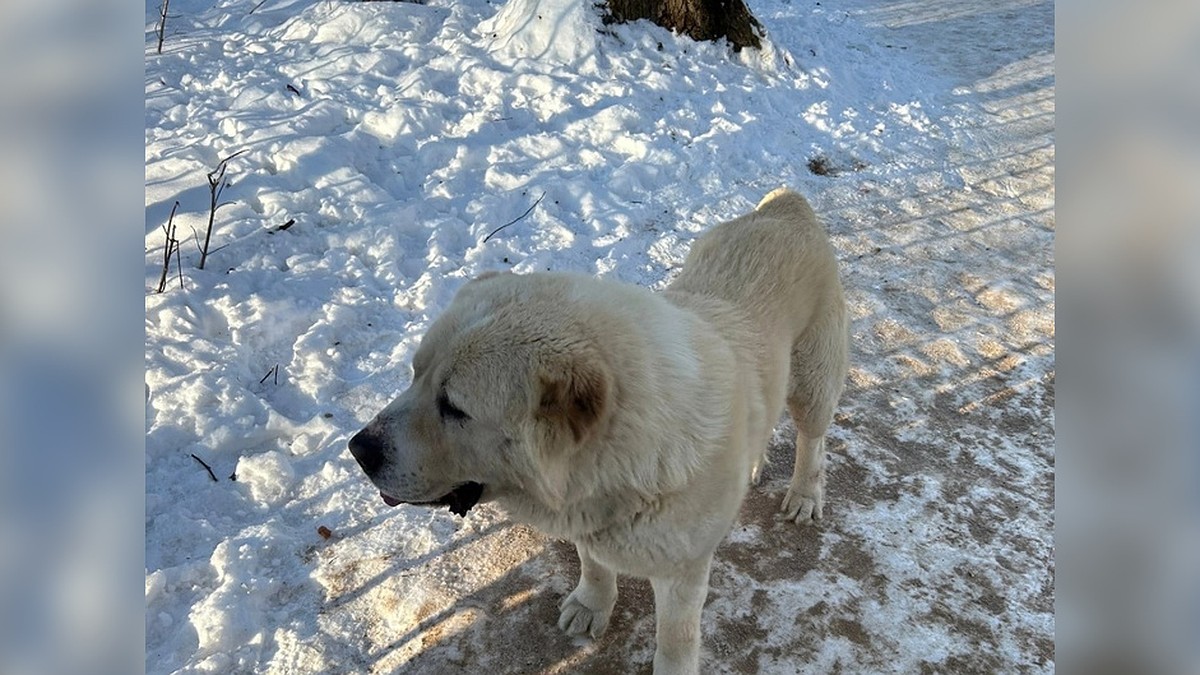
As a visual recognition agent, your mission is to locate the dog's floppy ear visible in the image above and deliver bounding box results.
[528,350,613,510]
[537,353,613,446]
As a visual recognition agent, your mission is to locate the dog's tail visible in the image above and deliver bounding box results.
[755,187,814,218]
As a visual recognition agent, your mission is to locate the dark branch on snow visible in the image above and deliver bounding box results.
[483,192,546,243]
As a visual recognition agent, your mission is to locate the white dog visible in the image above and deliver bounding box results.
[349,188,848,674]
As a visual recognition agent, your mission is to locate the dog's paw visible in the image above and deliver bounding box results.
[558,592,614,639]
[781,484,823,525]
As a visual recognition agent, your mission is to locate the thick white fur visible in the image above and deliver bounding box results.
[358,188,848,674]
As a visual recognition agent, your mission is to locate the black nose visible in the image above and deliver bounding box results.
[348,427,387,476]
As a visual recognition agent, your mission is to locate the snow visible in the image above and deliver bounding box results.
[145,0,1054,672]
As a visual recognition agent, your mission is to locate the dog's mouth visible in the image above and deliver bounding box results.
[380,481,485,517]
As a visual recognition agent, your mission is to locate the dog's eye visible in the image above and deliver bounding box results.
[437,392,470,423]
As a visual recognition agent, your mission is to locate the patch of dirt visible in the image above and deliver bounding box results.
[807,154,868,177]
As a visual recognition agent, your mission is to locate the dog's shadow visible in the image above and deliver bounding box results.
[333,510,658,674]
[331,435,854,675]
[393,537,659,674]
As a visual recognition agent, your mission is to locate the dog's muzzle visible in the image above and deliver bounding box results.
[348,428,484,516]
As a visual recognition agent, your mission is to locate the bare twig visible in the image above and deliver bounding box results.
[199,149,248,270]
[249,0,269,14]
[190,225,205,257]
[190,453,218,482]
[156,0,171,54]
[157,201,180,293]
[259,364,279,384]
[482,192,545,243]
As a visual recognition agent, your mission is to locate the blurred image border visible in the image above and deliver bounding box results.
[0,1,145,674]
[1057,0,1200,672]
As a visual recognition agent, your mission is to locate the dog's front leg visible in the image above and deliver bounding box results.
[649,557,712,675]
[558,543,618,638]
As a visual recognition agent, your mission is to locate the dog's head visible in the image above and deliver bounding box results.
[348,272,615,515]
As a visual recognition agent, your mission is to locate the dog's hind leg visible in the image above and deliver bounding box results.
[781,298,848,525]
[558,543,618,639]
[782,431,828,524]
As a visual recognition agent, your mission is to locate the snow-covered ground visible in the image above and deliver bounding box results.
[144,0,1054,672]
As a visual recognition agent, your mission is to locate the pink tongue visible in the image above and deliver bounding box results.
[380,492,401,507]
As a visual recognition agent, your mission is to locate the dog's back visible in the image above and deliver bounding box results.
[666,188,842,346]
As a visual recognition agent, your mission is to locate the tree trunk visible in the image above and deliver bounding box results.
[606,0,763,51]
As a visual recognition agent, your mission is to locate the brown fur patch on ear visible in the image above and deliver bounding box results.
[538,357,612,445]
